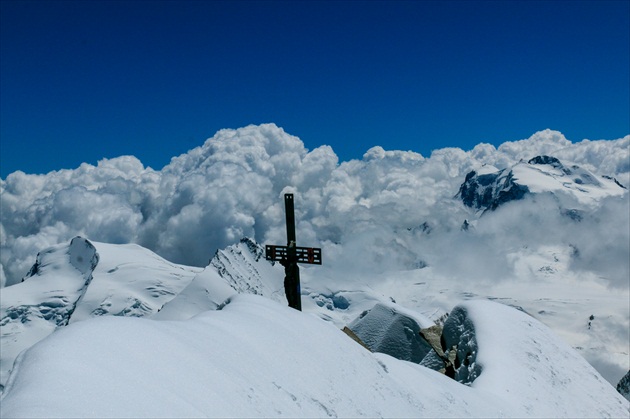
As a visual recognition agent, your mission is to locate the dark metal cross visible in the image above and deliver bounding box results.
[266,193,322,311]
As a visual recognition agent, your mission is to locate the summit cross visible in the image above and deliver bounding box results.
[265,193,322,311]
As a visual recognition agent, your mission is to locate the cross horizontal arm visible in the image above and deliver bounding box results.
[265,245,322,265]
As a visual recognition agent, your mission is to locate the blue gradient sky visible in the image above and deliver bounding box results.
[1,0,628,178]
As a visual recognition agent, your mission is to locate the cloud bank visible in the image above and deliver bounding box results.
[1,124,628,288]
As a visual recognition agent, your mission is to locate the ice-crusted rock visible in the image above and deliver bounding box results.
[348,302,434,364]
[441,304,482,384]
[418,325,450,372]
[618,370,630,401]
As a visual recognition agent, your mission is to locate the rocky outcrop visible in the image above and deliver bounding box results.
[617,370,630,401]
[348,302,434,364]
[438,305,482,384]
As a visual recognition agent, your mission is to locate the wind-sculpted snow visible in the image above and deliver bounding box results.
[0,237,98,389]
[1,296,627,418]
[458,300,629,416]
[0,237,201,390]
[1,124,628,289]
[2,234,629,397]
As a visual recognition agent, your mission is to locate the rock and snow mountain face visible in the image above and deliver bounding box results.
[153,238,285,321]
[458,155,626,212]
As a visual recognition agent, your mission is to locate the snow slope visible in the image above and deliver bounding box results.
[69,241,202,321]
[0,238,201,389]
[2,234,628,394]
[1,295,627,418]
[0,237,99,389]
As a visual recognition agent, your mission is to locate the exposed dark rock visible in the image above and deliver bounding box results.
[457,168,529,212]
[603,175,627,189]
[617,370,630,401]
[440,305,482,385]
[528,155,565,171]
[562,208,583,222]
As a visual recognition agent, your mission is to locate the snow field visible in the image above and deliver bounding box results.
[1,295,627,418]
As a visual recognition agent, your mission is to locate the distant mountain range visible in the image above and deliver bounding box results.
[458,155,626,212]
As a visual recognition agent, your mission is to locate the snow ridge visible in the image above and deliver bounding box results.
[0,237,99,389]
[1,295,628,418]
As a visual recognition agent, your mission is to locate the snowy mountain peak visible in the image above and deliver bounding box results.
[9,236,99,328]
[209,237,284,300]
[22,236,99,284]
[0,237,100,389]
[458,155,627,212]
[0,237,201,390]
[528,155,564,170]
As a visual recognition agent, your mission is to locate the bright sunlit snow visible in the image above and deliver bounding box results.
[1,124,629,416]
[1,295,627,418]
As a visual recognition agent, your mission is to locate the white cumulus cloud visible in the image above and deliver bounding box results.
[1,124,628,288]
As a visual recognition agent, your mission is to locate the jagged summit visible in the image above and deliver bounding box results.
[209,237,283,298]
[457,155,627,212]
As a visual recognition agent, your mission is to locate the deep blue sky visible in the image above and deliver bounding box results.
[1,0,628,178]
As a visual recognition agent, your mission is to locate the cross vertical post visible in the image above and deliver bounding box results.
[285,194,296,244]
[283,194,301,311]
[266,193,322,311]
